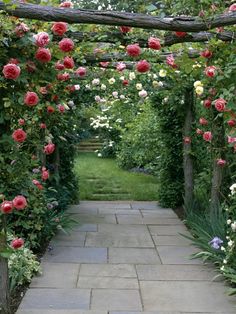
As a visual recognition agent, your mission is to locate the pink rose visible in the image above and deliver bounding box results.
[24,92,39,106]
[120,26,132,33]
[47,106,55,113]
[58,104,65,113]
[100,62,109,68]
[203,99,212,108]
[55,61,65,70]
[14,23,29,37]
[32,179,43,190]
[200,49,213,58]
[0,201,13,214]
[205,66,217,77]
[60,1,73,8]
[44,143,55,155]
[42,169,49,181]
[217,159,226,167]
[59,38,74,52]
[63,56,74,69]
[199,117,208,125]
[18,119,25,126]
[11,238,24,249]
[13,195,27,210]
[51,22,68,36]
[2,63,21,79]
[12,129,27,143]
[75,67,87,77]
[184,136,191,144]
[214,98,226,112]
[227,119,236,127]
[229,3,236,11]
[40,123,47,129]
[136,60,151,73]
[35,48,51,63]
[57,72,70,81]
[116,62,126,72]
[203,131,212,142]
[166,54,177,68]
[34,32,50,47]
[228,136,236,143]
[126,44,141,57]
[196,128,203,135]
[148,37,161,50]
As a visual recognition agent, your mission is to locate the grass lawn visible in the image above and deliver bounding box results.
[74,152,159,201]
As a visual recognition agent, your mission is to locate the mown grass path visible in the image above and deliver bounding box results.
[74,153,159,201]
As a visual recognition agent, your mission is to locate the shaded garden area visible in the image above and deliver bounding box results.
[0,0,236,313]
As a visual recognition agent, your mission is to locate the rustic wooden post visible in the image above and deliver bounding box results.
[183,87,194,208]
[0,216,9,314]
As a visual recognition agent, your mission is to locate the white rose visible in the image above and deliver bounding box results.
[129,72,136,80]
[108,78,116,84]
[159,69,167,77]
[74,84,80,90]
[139,90,148,98]
[195,85,204,95]
[92,78,100,85]
[101,84,107,90]
[136,83,143,90]
[194,80,203,88]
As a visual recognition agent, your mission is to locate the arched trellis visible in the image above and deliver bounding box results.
[0,2,235,313]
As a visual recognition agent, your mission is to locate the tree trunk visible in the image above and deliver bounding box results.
[183,88,194,208]
[0,216,9,314]
[0,2,236,31]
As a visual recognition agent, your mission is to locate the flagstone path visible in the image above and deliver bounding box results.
[17,201,236,314]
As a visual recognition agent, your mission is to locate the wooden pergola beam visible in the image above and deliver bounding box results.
[0,2,236,31]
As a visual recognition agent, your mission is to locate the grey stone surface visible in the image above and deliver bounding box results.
[50,231,86,247]
[73,213,117,224]
[99,208,141,215]
[79,264,136,278]
[43,247,107,263]
[152,235,191,246]
[18,289,90,310]
[30,263,79,288]
[149,225,189,236]
[141,209,178,218]
[77,276,139,289]
[68,205,98,214]
[91,289,142,311]
[157,246,202,265]
[140,281,236,312]
[109,248,161,264]
[131,202,160,210]
[73,224,97,232]
[136,264,218,281]
[98,223,149,235]
[17,311,108,314]
[85,231,154,248]
[117,215,182,225]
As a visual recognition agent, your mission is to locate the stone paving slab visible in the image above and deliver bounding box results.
[141,209,178,218]
[43,247,107,263]
[131,202,160,210]
[79,264,137,278]
[136,264,218,281]
[91,289,142,311]
[73,223,97,232]
[140,281,236,312]
[117,215,183,225]
[68,206,98,214]
[109,248,161,264]
[77,276,139,289]
[30,263,79,288]
[157,246,202,265]
[18,289,90,310]
[99,208,141,215]
[152,235,191,246]
[73,214,117,224]
[148,225,189,236]
[50,231,86,247]
[17,311,108,314]
[85,232,154,248]
[98,224,150,235]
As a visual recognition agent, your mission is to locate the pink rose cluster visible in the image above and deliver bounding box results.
[0,195,27,214]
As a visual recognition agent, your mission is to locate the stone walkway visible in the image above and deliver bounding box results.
[17,201,236,314]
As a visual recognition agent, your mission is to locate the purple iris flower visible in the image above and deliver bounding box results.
[209,237,223,249]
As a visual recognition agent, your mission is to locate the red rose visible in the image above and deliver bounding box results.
[59,38,74,52]
[203,131,212,142]
[205,66,217,77]
[126,44,141,57]
[122,79,129,86]
[34,32,50,47]
[51,22,68,36]
[42,169,49,181]
[148,37,161,50]
[44,143,55,155]
[214,98,226,112]
[47,106,55,113]
[35,48,51,63]
[18,119,25,126]
[227,119,236,127]
[2,63,21,79]
[229,3,236,11]
[0,201,13,214]
[203,99,212,108]
[13,195,27,210]
[184,136,191,144]
[75,67,87,77]
[57,72,70,81]
[40,123,47,129]
[12,129,27,143]
[63,56,74,69]
[200,49,213,58]
[136,60,150,73]
[120,26,132,33]
[60,1,73,8]
[55,61,65,70]
[199,117,208,125]
[26,61,36,73]
[11,238,24,249]
[217,159,226,167]
[175,32,187,37]
[24,91,39,106]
